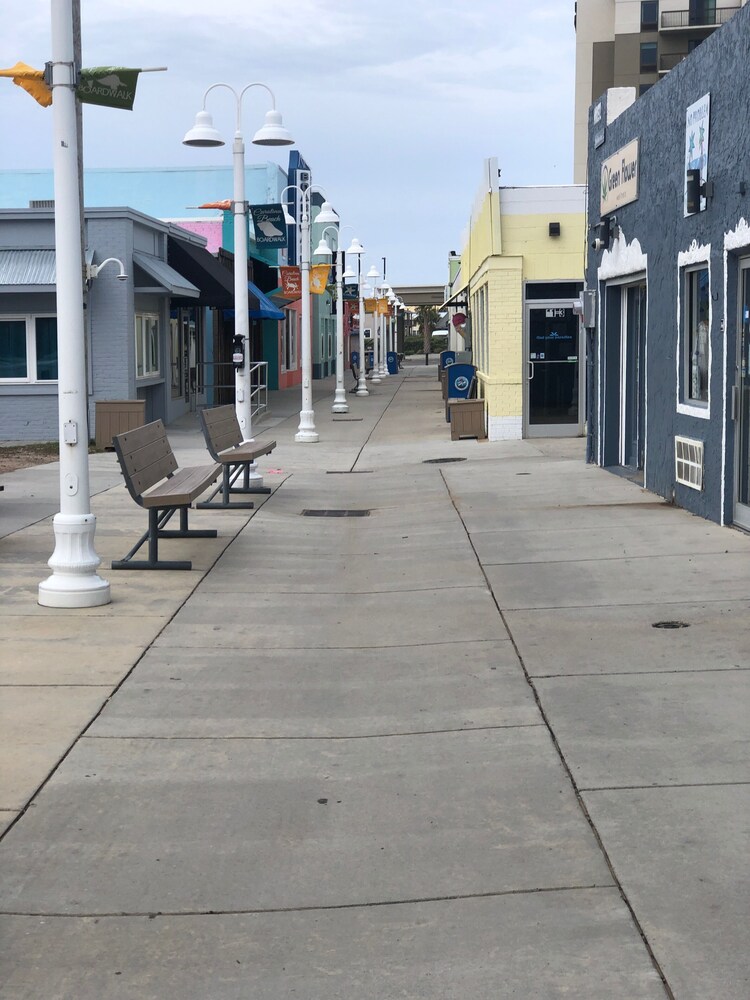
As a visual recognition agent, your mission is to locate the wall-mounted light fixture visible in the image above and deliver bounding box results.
[549,222,561,237]
[86,257,128,281]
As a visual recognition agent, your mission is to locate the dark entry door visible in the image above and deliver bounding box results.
[526,306,582,436]
[735,263,750,529]
[623,283,647,470]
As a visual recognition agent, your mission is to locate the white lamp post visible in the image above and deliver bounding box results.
[313,225,361,414]
[282,182,338,442]
[365,265,381,383]
[183,82,294,476]
[39,0,111,608]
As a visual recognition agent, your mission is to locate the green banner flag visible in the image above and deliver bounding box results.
[77,67,141,110]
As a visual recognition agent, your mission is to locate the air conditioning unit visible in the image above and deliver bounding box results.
[675,436,704,491]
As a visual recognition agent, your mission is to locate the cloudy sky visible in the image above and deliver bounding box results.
[1,1,576,285]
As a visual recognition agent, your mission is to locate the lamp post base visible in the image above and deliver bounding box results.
[295,411,319,443]
[38,513,111,608]
[332,393,349,414]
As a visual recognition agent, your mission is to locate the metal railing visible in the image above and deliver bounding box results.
[659,51,689,71]
[661,5,739,29]
[191,360,268,420]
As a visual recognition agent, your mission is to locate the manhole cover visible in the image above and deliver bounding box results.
[652,621,691,629]
[302,509,371,517]
[422,457,467,464]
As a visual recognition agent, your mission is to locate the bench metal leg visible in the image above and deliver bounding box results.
[197,463,269,509]
[111,506,217,570]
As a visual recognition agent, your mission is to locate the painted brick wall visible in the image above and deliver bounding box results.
[586,3,750,524]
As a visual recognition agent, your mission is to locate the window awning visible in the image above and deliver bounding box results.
[441,283,469,311]
[133,251,199,298]
[223,281,285,322]
[167,236,235,308]
[267,285,300,306]
[0,248,93,292]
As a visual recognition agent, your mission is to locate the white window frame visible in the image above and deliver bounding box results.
[135,312,160,380]
[0,313,58,384]
[676,243,711,419]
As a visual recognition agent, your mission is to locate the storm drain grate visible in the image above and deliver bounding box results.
[652,621,691,629]
[326,470,373,475]
[302,509,371,517]
[423,457,467,464]
[333,417,364,422]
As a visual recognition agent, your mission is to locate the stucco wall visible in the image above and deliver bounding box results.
[586,3,750,523]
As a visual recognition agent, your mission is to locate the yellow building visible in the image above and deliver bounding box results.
[446,159,586,440]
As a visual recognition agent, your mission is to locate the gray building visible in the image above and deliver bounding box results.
[585,2,750,528]
[0,207,236,442]
[574,0,749,181]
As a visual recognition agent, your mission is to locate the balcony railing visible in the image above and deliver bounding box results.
[659,51,689,72]
[661,5,740,29]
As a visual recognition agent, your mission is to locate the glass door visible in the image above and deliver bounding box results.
[525,305,583,437]
[622,283,647,471]
[734,262,750,529]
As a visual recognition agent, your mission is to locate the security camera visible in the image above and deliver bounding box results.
[591,238,606,252]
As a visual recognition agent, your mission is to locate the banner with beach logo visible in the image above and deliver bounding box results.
[310,264,330,295]
[77,67,141,109]
[249,204,288,248]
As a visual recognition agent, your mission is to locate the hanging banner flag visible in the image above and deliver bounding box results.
[77,67,142,110]
[343,283,359,301]
[310,264,330,295]
[249,204,288,248]
[0,61,51,107]
[364,298,377,313]
[280,266,302,296]
[377,299,390,316]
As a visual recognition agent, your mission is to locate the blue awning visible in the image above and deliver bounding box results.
[223,281,285,321]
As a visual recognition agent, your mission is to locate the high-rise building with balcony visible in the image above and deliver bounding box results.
[573,0,748,181]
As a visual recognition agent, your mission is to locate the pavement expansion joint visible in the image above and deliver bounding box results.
[82,723,547,742]
[0,883,618,921]
[581,779,750,792]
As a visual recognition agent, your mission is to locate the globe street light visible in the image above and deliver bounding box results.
[313,225,362,414]
[365,264,381,383]
[183,82,293,479]
[281,181,338,442]
[38,0,112,607]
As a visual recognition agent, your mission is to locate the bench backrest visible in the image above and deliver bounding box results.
[199,405,242,459]
[113,419,177,503]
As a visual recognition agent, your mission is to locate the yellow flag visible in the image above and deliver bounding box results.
[364,298,377,313]
[0,62,52,107]
[310,264,330,295]
[377,299,390,315]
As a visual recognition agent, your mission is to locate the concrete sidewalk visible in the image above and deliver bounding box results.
[0,363,747,998]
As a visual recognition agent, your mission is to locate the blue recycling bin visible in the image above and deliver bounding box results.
[351,350,360,366]
[439,350,456,370]
[445,363,476,422]
[366,351,374,371]
[387,351,399,375]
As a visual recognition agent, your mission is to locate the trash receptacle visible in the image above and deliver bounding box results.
[387,351,399,375]
[95,400,146,450]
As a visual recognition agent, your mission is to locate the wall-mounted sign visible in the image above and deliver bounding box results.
[684,93,710,217]
[600,138,639,216]
[249,204,287,248]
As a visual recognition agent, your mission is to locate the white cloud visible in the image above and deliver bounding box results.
[0,0,577,284]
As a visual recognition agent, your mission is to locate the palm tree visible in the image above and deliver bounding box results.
[414,305,441,359]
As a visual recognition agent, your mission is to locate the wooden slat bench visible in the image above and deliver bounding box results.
[112,420,219,570]
[198,405,276,509]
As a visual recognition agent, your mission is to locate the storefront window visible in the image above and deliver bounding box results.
[135,313,160,379]
[0,316,58,381]
[685,267,709,403]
